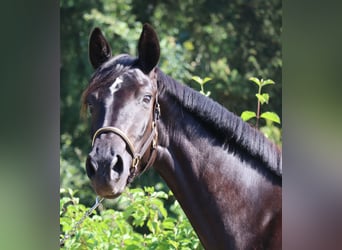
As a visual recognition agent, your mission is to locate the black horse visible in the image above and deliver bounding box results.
[82,24,282,249]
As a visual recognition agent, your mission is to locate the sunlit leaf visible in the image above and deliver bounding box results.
[151,198,168,218]
[241,111,256,121]
[162,218,175,230]
[260,112,281,124]
[248,77,261,86]
[191,76,203,84]
[261,79,275,87]
[255,93,269,104]
[202,77,212,84]
[168,240,180,248]
[262,93,270,103]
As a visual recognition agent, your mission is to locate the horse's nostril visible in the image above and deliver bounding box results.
[86,156,97,179]
[112,155,123,174]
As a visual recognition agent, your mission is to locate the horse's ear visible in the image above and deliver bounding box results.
[89,28,112,69]
[137,23,160,74]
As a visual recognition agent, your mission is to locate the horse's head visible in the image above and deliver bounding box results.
[82,24,160,198]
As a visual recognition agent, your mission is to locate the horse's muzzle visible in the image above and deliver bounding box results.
[85,143,129,198]
[86,153,123,180]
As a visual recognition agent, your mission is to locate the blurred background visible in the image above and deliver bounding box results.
[60,0,282,206]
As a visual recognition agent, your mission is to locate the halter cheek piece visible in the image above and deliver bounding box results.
[91,99,160,178]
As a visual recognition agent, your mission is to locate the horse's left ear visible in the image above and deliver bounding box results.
[137,23,160,74]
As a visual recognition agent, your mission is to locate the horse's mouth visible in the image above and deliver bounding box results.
[102,193,121,199]
[91,179,126,199]
[94,188,123,199]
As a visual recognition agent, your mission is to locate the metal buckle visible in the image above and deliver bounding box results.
[155,103,161,120]
[131,155,141,173]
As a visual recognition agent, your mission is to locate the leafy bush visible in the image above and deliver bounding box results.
[192,75,282,147]
[240,77,282,147]
[241,77,280,127]
[60,187,203,249]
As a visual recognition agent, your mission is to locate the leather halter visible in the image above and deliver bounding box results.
[91,98,160,177]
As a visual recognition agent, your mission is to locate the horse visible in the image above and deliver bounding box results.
[82,23,282,249]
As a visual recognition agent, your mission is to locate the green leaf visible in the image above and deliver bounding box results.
[192,76,212,86]
[151,198,167,218]
[261,79,275,87]
[152,191,168,199]
[262,93,270,103]
[255,93,269,104]
[191,76,203,84]
[147,219,159,234]
[162,218,175,230]
[241,111,256,121]
[260,112,281,124]
[248,77,261,86]
[144,186,154,194]
[202,77,212,84]
[168,240,180,248]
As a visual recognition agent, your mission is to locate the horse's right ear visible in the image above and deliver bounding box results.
[89,28,112,69]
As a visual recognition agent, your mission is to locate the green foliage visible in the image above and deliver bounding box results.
[137,0,282,116]
[260,120,282,148]
[241,77,280,126]
[240,77,282,146]
[191,76,212,96]
[60,187,203,249]
[260,111,280,124]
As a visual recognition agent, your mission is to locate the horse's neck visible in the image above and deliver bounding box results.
[154,127,234,248]
[153,82,281,249]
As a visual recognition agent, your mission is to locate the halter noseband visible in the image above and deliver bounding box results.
[91,100,160,177]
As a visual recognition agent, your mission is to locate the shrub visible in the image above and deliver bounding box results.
[60,187,203,249]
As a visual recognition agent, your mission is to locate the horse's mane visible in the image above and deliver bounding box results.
[156,68,282,177]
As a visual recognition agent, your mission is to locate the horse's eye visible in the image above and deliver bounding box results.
[86,94,97,114]
[88,103,94,114]
[142,95,152,104]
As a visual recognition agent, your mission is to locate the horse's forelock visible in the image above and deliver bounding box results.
[81,54,139,119]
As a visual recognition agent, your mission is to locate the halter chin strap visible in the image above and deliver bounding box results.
[91,100,160,177]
